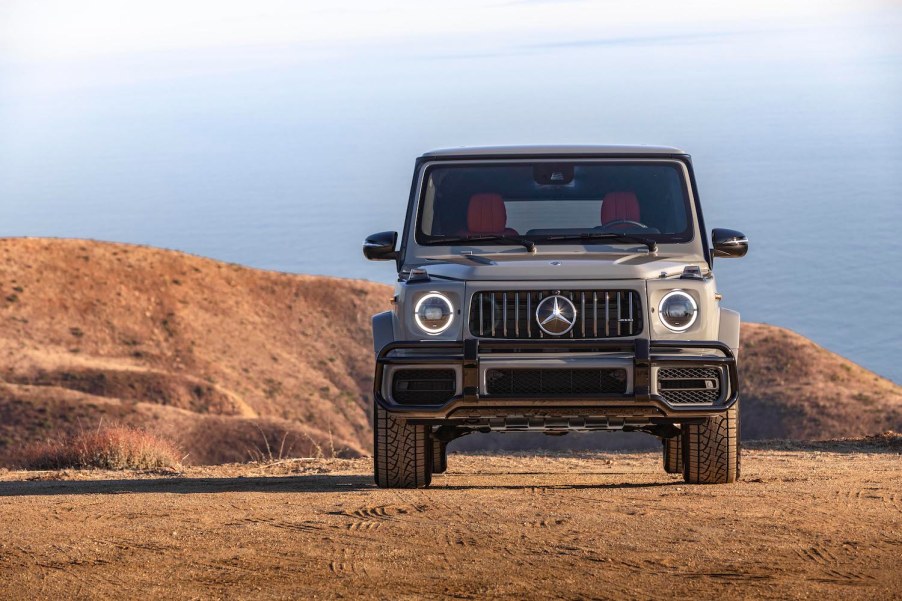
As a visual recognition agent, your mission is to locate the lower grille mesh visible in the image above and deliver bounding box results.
[657,367,722,405]
[392,369,456,405]
[486,368,627,396]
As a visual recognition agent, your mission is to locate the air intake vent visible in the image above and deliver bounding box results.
[391,369,456,405]
[486,368,628,396]
[469,290,641,339]
[657,367,722,405]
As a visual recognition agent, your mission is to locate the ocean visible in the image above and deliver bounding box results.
[1,5,900,382]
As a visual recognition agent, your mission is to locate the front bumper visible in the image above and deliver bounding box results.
[374,339,738,421]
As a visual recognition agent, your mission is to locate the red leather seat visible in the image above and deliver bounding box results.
[465,193,519,236]
[601,191,641,226]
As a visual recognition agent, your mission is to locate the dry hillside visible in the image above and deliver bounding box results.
[740,323,902,439]
[0,238,390,464]
[0,238,899,464]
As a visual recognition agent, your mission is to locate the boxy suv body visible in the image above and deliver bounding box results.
[363,146,748,488]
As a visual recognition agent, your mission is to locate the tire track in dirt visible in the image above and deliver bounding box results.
[226,515,324,534]
[328,547,369,577]
[342,520,382,532]
[345,503,427,520]
[796,543,876,586]
[797,544,838,566]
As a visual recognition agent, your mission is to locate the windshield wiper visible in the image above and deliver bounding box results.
[430,234,536,253]
[543,232,657,252]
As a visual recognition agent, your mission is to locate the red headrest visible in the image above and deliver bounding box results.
[467,193,508,234]
[601,191,640,224]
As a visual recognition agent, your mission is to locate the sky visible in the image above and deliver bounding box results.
[1,0,887,64]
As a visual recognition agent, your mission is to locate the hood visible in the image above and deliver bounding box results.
[412,253,707,281]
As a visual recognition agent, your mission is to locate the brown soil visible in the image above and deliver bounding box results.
[1,237,900,463]
[0,443,900,600]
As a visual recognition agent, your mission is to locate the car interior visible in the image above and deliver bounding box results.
[421,163,691,240]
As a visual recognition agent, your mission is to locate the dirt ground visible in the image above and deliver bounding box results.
[0,445,899,600]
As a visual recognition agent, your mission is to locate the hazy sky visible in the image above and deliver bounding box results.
[1,0,885,62]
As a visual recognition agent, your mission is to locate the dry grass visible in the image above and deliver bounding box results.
[867,430,902,448]
[17,426,182,471]
[244,420,345,463]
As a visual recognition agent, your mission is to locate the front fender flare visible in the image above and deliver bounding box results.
[718,308,741,356]
[372,311,394,354]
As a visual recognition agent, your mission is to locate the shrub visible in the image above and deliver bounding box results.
[19,426,181,471]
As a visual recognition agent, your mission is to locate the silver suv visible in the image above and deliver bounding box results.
[363,146,748,488]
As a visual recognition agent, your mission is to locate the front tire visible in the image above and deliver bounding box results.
[431,438,448,474]
[663,435,682,474]
[682,403,740,484]
[373,405,432,488]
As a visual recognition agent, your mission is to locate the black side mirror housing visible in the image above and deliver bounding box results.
[363,231,398,261]
[712,228,748,258]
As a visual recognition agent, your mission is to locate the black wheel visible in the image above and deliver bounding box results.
[373,405,432,488]
[682,402,740,484]
[663,435,682,474]
[431,438,447,474]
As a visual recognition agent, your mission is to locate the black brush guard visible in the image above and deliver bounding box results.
[374,339,738,420]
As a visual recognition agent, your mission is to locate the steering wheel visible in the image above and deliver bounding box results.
[596,220,648,231]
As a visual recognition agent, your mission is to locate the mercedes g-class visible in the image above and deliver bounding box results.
[363,145,748,488]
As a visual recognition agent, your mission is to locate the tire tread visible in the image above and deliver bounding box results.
[663,436,682,474]
[431,439,447,474]
[374,405,431,488]
[682,403,740,484]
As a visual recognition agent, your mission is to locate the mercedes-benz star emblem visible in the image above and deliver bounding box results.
[535,295,577,336]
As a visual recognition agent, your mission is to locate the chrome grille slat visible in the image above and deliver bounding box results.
[628,293,633,324]
[514,293,519,337]
[616,291,621,336]
[604,290,611,338]
[479,292,484,337]
[538,292,544,339]
[470,289,642,339]
[592,292,598,337]
[491,293,496,336]
[502,292,507,338]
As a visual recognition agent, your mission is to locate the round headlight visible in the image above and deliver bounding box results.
[658,290,698,332]
[414,292,454,335]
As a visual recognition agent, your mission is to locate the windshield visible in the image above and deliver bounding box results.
[416,161,693,245]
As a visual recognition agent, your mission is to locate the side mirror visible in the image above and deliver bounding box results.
[712,228,748,258]
[363,231,398,261]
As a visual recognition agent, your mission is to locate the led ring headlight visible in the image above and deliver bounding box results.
[658,290,698,332]
[414,292,454,335]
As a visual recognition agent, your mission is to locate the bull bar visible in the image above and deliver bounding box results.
[374,338,739,420]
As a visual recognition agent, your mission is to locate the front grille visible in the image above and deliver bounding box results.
[391,369,456,405]
[657,367,722,405]
[486,368,628,396]
[469,290,642,339]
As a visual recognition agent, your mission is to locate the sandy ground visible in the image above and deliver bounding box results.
[0,446,900,600]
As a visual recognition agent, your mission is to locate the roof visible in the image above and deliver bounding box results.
[420,145,687,158]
